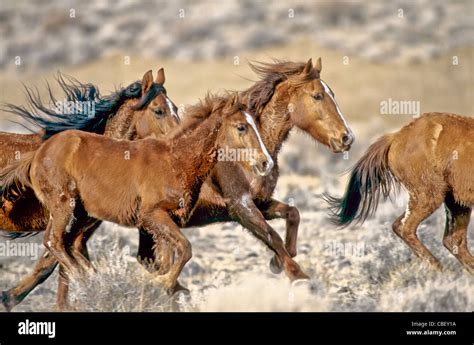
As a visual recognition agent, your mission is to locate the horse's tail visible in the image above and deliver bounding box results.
[323,134,398,226]
[0,151,35,201]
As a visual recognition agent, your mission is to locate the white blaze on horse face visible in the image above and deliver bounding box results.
[165,96,179,121]
[244,111,274,174]
[320,80,352,134]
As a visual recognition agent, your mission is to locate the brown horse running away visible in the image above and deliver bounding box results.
[1,94,273,295]
[325,113,474,273]
[0,68,180,310]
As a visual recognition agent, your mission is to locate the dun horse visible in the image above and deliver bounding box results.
[1,94,272,295]
[325,113,474,273]
[0,68,180,310]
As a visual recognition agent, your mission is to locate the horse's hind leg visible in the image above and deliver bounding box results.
[260,199,300,274]
[443,192,474,274]
[56,220,101,311]
[43,209,82,275]
[392,192,443,270]
[1,250,58,311]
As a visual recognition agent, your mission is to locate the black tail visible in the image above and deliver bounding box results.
[323,134,398,227]
[0,231,41,240]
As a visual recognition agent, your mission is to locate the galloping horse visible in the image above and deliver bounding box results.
[1,94,273,296]
[0,68,180,310]
[325,113,474,273]
[138,57,355,280]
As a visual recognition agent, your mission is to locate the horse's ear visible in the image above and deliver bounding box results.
[142,70,153,94]
[315,57,322,74]
[156,68,165,85]
[302,58,313,74]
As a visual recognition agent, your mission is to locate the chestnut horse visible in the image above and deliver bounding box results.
[3,57,354,310]
[325,113,474,273]
[139,57,355,280]
[1,94,273,295]
[0,68,179,310]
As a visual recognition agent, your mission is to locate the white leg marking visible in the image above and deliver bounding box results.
[401,197,411,227]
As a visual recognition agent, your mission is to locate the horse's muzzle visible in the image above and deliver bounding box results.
[253,155,274,176]
[330,131,354,153]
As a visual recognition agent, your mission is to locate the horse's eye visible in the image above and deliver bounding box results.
[313,93,324,101]
[154,108,165,117]
[237,124,247,133]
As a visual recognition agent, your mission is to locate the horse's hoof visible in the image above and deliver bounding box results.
[56,303,75,312]
[170,281,190,296]
[269,256,283,274]
[1,291,13,312]
[291,277,311,289]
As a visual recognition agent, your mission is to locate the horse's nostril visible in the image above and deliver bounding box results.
[342,133,352,146]
[262,161,268,170]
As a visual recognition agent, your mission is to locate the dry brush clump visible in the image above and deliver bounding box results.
[377,263,474,312]
[67,234,187,312]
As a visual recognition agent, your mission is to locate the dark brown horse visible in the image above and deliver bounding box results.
[0,68,179,310]
[1,94,273,295]
[325,113,474,273]
[140,57,355,279]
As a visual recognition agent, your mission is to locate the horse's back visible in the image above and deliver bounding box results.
[433,114,474,204]
[0,131,42,169]
[389,113,474,204]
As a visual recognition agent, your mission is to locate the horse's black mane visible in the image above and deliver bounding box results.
[1,73,153,140]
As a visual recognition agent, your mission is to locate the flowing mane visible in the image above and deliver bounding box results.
[170,92,244,139]
[1,73,157,139]
[241,59,319,116]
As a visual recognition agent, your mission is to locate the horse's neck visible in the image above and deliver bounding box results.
[103,100,136,139]
[172,115,221,183]
[257,90,293,157]
[170,116,222,220]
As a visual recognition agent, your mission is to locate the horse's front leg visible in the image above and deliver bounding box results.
[137,227,173,274]
[141,209,191,294]
[258,198,300,274]
[228,195,309,282]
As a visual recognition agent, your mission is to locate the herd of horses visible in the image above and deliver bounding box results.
[0,58,472,312]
